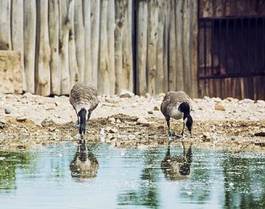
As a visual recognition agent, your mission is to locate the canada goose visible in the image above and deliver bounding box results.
[69,83,99,137]
[161,141,192,181]
[70,141,99,178]
[160,91,193,137]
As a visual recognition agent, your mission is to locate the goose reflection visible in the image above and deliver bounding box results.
[161,140,192,181]
[70,141,99,178]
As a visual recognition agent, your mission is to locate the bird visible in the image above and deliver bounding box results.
[70,141,99,178]
[161,140,192,181]
[69,83,99,138]
[160,91,193,137]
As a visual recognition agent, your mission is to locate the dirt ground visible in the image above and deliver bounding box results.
[0,92,265,152]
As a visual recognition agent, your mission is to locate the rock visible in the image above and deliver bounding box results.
[202,132,211,142]
[16,116,27,122]
[136,117,150,126]
[254,132,265,137]
[147,110,153,114]
[0,118,6,129]
[119,90,134,98]
[214,103,225,111]
[41,118,55,127]
[145,93,151,98]
[4,108,11,114]
[106,127,118,133]
[108,117,116,124]
[153,106,159,111]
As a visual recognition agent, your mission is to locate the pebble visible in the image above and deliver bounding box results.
[153,106,159,111]
[0,119,6,129]
[106,127,118,133]
[4,108,11,114]
[16,116,27,122]
[119,90,134,98]
[214,103,225,111]
[147,110,153,114]
[136,117,150,126]
[108,117,116,124]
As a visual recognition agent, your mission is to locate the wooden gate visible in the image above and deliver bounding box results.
[198,0,265,99]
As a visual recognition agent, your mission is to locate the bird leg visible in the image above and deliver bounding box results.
[166,118,175,137]
[181,120,185,136]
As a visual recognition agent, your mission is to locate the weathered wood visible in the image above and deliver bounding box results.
[74,0,85,83]
[83,0,92,86]
[0,0,11,50]
[35,0,51,96]
[155,0,165,94]
[163,0,170,92]
[59,0,71,95]
[175,0,184,91]
[23,0,36,93]
[68,0,79,88]
[11,0,25,91]
[168,0,177,91]
[136,0,148,95]
[98,0,110,95]
[90,0,100,88]
[48,0,60,95]
[122,0,133,92]
[147,0,158,94]
[107,0,115,94]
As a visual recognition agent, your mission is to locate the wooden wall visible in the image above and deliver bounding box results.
[0,0,198,97]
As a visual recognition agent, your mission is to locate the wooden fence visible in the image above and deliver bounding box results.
[0,0,198,97]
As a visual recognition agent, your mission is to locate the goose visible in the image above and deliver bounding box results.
[161,141,192,180]
[160,91,193,137]
[70,141,99,178]
[69,83,99,138]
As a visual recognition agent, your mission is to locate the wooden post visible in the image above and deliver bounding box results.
[35,0,51,96]
[168,0,177,91]
[74,0,85,83]
[107,0,115,94]
[48,0,60,95]
[83,0,92,86]
[136,0,148,95]
[0,0,11,50]
[163,0,170,92]
[11,0,25,91]
[59,0,71,95]
[98,0,110,95]
[24,0,36,93]
[68,0,79,88]
[90,0,100,88]
[147,0,158,94]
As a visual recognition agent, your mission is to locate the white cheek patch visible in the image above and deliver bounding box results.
[184,117,188,123]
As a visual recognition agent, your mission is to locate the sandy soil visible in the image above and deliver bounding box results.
[0,92,265,152]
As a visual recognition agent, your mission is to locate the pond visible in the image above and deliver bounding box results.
[0,142,265,209]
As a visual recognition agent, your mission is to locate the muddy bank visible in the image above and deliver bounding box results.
[0,93,265,152]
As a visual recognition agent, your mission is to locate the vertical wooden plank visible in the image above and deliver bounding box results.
[35,0,51,96]
[83,0,92,86]
[23,0,36,93]
[136,0,148,95]
[49,0,60,95]
[147,0,158,94]
[98,0,110,95]
[168,0,177,91]
[11,0,25,91]
[90,0,100,88]
[107,0,115,94]
[175,0,184,91]
[155,0,165,94]
[163,0,170,92]
[0,0,11,50]
[74,0,85,83]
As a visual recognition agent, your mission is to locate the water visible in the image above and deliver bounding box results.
[1,143,265,209]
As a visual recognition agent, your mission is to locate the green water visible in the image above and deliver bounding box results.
[0,143,265,209]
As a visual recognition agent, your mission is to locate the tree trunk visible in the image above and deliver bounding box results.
[23,0,36,93]
[98,0,110,95]
[11,0,25,91]
[59,0,71,95]
[90,0,100,88]
[69,0,79,88]
[168,0,177,91]
[74,0,85,83]
[48,0,60,95]
[136,0,148,95]
[175,0,184,91]
[107,0,115,94]
[0,0,11,50]
[83,0,92,86]
[35,0,51,96]
[147,0,158,94]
